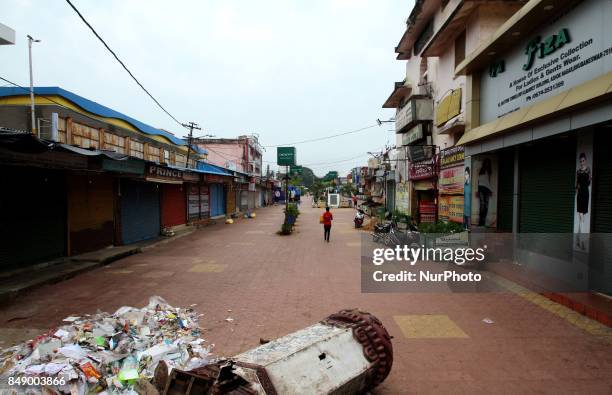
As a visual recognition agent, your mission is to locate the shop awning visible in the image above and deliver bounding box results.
[196,162,233,176]
[56,144,129,160]
[457,71,612,146]
[0,129,53,153]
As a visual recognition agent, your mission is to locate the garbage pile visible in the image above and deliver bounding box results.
[0,296,212,394]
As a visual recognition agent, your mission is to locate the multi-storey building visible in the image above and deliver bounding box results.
[383,0,522,224]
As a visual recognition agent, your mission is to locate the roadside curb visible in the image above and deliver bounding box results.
[0,228,197,306]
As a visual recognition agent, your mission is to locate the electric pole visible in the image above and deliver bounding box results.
[27,35,41,136]
[182,121,201,168]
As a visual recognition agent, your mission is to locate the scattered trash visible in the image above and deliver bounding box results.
[227,309,232,313]
[482,318,495,324]
[225,218,234,224]
[0,296,213,394]
[259,338,270,345]
[225,317,234,323]
[161,227,175,237]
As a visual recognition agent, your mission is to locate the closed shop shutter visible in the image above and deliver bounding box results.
[68,174,114,255]
[226,184,236,214]
[591,128,612,295]
[161,184,186,228]
[210,183,226,217]
[497,149,515,232]
[240,189,249,211]
[519,137,576,233]
[0,166,66,269]
[120,180,160,244]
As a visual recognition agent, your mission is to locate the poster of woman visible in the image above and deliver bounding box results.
[574,131,593,252]
[471,155,498,228]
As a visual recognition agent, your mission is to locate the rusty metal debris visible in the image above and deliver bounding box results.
[160,309,393,395]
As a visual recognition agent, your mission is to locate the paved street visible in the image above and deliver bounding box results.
[1,198,611,394]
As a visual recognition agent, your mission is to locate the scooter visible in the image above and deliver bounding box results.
[354,209,365,228]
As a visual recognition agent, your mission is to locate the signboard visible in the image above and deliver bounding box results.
[439,165,464,195]
[290,165,303,175]
[406,145,434,162]
[440,146,465,168]
[409,158,436,180]
[395,182,410,215]
[277,147,296,166]
[439,195,464,223]
[401,124,424,146]
[146,164,183,184]
[480,0,612,123]
[395,96,433,132]
[102,158,144,175]
[183,172,200,183]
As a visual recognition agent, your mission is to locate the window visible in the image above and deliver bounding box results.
[454,30,466,68]
[104,133,125,153]
[129,140,144,159]
[148,146,160,163]
[57,117,67,143]
[72,122,99,149]
[175,153,187,167]
[164,149,170,164]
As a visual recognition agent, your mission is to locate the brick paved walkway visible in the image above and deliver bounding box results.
[1,198,611,394]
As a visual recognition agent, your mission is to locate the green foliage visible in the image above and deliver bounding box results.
[340,183,358,197]
[285,203,300,218]
[279,222,293,235]
[418,221,465,234]
[392,209,411,224]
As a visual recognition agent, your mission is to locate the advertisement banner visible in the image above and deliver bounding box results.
[440,146,465,168]
[395,182,410,215]
[471,155,498,228]
[409,158,436,180]
[439,195,465,223]
[439,165,464,195]
[573,130,593,252]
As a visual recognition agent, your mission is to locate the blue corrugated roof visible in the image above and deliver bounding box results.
[0,86,207,154]
[196,161,233,176]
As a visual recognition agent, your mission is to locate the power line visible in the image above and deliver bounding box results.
[262,124,379,147]
[64,0,185,128]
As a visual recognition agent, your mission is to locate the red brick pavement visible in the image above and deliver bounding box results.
[1,198,611,394]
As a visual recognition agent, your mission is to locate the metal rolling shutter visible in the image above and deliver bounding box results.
[120,180,160,244]
[161,184,186,228]
[591,129,612,295]
[497,149,514,232]
[68,174,114,255]
[0,166,66,269]
[519,137,576,233]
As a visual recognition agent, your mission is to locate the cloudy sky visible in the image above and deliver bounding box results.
[2,0,411,177]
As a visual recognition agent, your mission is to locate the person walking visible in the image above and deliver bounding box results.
[322,206,333,242]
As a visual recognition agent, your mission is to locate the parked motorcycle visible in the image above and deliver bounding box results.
[354,209,365,228]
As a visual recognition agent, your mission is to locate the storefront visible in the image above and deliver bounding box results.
[438,146,465,225]
[0,166,67,269]
[409,156,437,223]
[456,0,612,295]
[187,183,209,222]
[67,173,114,255]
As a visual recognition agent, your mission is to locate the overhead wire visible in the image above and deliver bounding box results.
[262,124,379,147]
[64,0,186,129]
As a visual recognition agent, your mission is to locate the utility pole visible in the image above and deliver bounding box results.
[182,121,201,169]
[27,35,40,136]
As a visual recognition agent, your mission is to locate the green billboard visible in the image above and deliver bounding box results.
[277,147,296,166]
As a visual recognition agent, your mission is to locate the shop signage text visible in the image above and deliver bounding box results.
[401,124,424,145]
[147,165,183,181]
[440,146,465,168]
[277,147,296,166]
[480,0,612,123]
[409,158,436,181]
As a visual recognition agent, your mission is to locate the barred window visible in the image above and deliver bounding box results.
[104,133,125,154]
[129,140,144,159]
[72,122,99,149]
[175,153,187,167]
[148,146,160,163]
[57,117,67,143]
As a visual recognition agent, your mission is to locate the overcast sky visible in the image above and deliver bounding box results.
[2,0,411,177]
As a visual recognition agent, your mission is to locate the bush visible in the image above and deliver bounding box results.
[418,220,465,234]
[279,222,293,235]
[285,203,300,218]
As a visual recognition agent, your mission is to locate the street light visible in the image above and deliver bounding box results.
[27,34,41,136]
